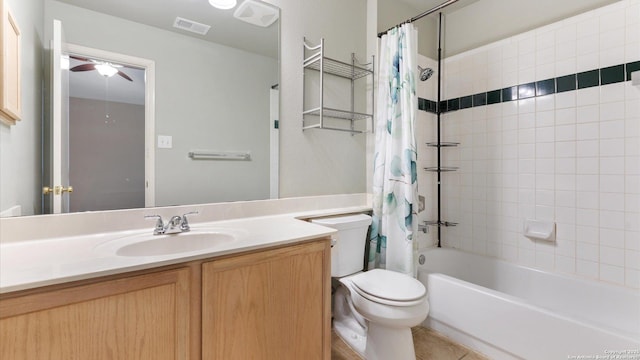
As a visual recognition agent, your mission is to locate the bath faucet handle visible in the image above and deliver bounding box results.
[145,215,165,235]
[180,211,199,232]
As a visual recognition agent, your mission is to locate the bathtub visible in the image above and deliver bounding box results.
[417,248,640,360]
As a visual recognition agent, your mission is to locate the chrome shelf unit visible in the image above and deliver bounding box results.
[424,166,458,172]
[424,13,459,247]
[424,139,459,237]
[303,38,374,134]
[423,220,458,227]
[426,142,460,147]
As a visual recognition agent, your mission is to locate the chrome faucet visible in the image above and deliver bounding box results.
[164,215,184,234]
[145,211,199,235]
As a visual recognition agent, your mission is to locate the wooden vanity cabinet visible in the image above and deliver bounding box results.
[201,239,331,360]
[0,238,331,360]
[0,267,192,360]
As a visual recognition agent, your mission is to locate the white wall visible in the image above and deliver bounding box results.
[0,0,43,216]
[443,0,620,56]
[431,0,640,288]
[265,0,369,198]
[44,0,276,206]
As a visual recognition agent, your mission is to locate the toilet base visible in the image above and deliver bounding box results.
[365,323,416,360]
[333,284,367,357]
[334,320,367,358]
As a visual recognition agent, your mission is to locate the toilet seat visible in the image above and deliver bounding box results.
[349,269,427,307]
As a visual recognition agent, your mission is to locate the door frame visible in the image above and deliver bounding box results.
[65,43,156,208]
[269,87,279,199]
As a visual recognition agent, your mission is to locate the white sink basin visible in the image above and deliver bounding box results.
[95,229,237,257]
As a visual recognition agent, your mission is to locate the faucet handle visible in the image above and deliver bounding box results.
[145,214,165,234]
[180,211,199,231]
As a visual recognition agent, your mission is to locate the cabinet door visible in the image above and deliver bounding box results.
[0,268,191,360]
[0,0,21,125]
[202,239,331,360]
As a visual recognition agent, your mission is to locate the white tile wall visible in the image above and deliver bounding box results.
[422,0,640,288]
[416,55,439,250]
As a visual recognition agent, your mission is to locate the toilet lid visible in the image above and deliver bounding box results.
[350,269,426,302]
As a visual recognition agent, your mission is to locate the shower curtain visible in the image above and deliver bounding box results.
[369,23,418,277]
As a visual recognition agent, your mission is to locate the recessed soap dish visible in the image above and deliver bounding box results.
[523,219,556,242]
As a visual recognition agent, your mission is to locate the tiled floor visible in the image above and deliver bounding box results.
[331,326,489,360]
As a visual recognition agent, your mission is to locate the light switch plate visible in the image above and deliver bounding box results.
[158,135,172,149]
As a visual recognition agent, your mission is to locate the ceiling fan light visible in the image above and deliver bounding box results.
[95,63,118,77]
[208,0,237,10]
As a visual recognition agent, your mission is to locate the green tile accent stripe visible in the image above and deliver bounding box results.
[556,74,576,93]
[536,79,555,96]
[487,90,501,104]
[460,95,473,109]
[518,82,536,99]
[626,61,640,81]
[601,64,625,85]
[419,60,639,114]
[473,92,487,106]
[502,86,518,102]
[577,69,599,89]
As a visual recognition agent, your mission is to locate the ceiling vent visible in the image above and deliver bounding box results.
[173,17,211,35]
[233,0,279,28]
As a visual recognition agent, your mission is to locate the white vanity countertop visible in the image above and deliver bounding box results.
[0,206,370,294]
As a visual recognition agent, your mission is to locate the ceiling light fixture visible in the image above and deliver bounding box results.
[208,0,237,10]
[95,63,118,77]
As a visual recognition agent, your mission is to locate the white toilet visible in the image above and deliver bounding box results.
[312,214,429,360]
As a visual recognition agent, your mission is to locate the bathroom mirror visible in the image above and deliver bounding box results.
[1,0,279,216]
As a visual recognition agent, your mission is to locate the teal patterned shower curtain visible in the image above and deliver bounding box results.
[369,23,419,277]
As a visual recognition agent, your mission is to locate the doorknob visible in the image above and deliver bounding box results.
[42,186,73,195]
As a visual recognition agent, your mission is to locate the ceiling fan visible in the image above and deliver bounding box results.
[69,55,133,82]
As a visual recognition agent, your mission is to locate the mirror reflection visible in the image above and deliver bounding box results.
[0,0,279,216]
[67,57,146,212]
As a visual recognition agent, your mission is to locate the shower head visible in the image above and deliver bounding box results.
[418,66,434,81]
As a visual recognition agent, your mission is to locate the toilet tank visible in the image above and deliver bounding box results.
[311,214,372,277]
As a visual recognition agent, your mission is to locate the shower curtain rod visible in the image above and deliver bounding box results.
[377,0,460,37]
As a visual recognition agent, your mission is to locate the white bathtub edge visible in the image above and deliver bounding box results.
[419,271,640,359]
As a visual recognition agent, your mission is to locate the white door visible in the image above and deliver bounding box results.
[46,19,71,214]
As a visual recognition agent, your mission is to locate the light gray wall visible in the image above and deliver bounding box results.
[265,0,369,198]
[0,0,43,216]
[68,97,145,212]
[378,0,438,59]
[45,0,276,206]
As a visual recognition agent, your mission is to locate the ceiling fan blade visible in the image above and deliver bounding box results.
[69,55,91,62]
[70,64,97,72]
[117,70,133,82]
